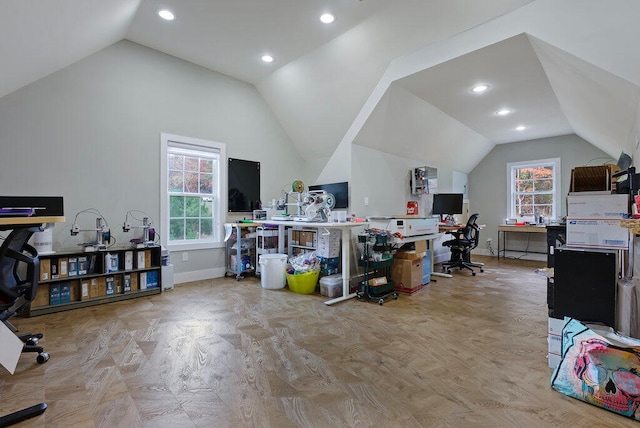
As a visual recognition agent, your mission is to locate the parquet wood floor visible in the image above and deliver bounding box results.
[1,256,636,427]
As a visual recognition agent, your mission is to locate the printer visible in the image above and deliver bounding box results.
[367,216,438,237]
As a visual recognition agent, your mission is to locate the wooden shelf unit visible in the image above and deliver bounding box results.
[27,246,162,317]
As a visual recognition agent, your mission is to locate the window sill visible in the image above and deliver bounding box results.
[167,241,225,252]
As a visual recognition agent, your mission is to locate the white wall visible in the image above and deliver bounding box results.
[0,40,309,279]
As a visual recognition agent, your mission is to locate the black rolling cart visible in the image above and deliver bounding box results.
[357,232,398,305]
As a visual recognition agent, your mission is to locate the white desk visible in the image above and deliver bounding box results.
[255,220,368,305]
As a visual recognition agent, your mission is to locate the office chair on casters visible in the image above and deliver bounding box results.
[0,225,50,363]
[0,225,49,427]
[441,213,484,276]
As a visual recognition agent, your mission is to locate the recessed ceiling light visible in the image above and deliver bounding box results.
[320,13,335,24]
[261,54,274,63]
[516,125,527,131]
[496,108,511,116]
[471,84,489,94]
[158,10,174,20]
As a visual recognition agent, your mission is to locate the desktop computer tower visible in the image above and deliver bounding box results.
[549,247,617,328]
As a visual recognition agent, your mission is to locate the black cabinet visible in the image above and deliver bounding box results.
[550,247,617,327]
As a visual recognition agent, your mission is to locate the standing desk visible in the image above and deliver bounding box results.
[497,224,547,260]
[255,220,367,305]
[388,233,451,279]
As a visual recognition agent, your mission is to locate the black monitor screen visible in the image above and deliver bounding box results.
[308,182,348,209]
[432,193,463,215]
[228,158,260,212]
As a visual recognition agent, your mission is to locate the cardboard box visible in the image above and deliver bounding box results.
[106,276,115,295]
[68,257,78,277]
[59,282,71,304]
[137,251,146,269]
[89,277,107,298]
[39,258,51,281]
[81,281,90,300]
[316,229,341,258]
[391,258,423,289]
[144,250,152,268]
[50,259,59,279]
[567,194,628,219]
[368,276,388,286]
[130,273,139,291]
[566,219,628,249]
[146,270,159,288]
[59,259,68,278]
[548,317,566,335]
[49,283,61,305]
[414,240,427,254]
[31,284,50,307]
[70,280,80,302]
[299,231,316,248]
[114,275,122,294]
[319,256,339,276]
[124,251,134,270]
[394,250,426,260]
[548,333,562,355]
[548,352,561,369]
[78,256,88,275]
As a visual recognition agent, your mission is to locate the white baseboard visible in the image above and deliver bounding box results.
[474,248,546,262]
[174,267,227,284]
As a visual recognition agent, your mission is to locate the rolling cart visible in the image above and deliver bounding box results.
[357,232,398,305]
[224,223,257,280]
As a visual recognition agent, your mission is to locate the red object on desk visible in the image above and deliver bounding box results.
[515,222,526,226]
[406,201,418,215]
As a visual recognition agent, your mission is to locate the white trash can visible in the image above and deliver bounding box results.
[258,254,288,289]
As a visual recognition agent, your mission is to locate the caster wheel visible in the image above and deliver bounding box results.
[393,293,398,300]
[224,272,230,277]
[447,270,452,274]
[480,268,484,273]
[26,337,39,346]
[472,272,476,276]
[378,299,384,305]
[36,352,50,364]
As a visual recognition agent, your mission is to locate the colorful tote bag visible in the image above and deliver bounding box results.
[551,318,640,420]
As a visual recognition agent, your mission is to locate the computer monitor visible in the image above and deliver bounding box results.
[432,193,463,216]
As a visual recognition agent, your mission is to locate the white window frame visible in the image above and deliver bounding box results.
[507,157,561,221]
[161,133,226,251]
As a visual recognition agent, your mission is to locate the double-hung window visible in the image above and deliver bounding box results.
[161,133,226,251]
[507,158,560,221]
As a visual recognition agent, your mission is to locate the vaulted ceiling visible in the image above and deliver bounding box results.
[2,0,639,172]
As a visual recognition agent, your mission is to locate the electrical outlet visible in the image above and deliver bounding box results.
[364,196,369,206]
[182,252,188,262]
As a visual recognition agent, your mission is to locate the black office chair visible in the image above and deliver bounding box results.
[441,213,484,276]
[0,225,49,427]
[0,225,50,363]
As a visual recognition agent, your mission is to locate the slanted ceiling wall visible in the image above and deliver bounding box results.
[0,40,308,280]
